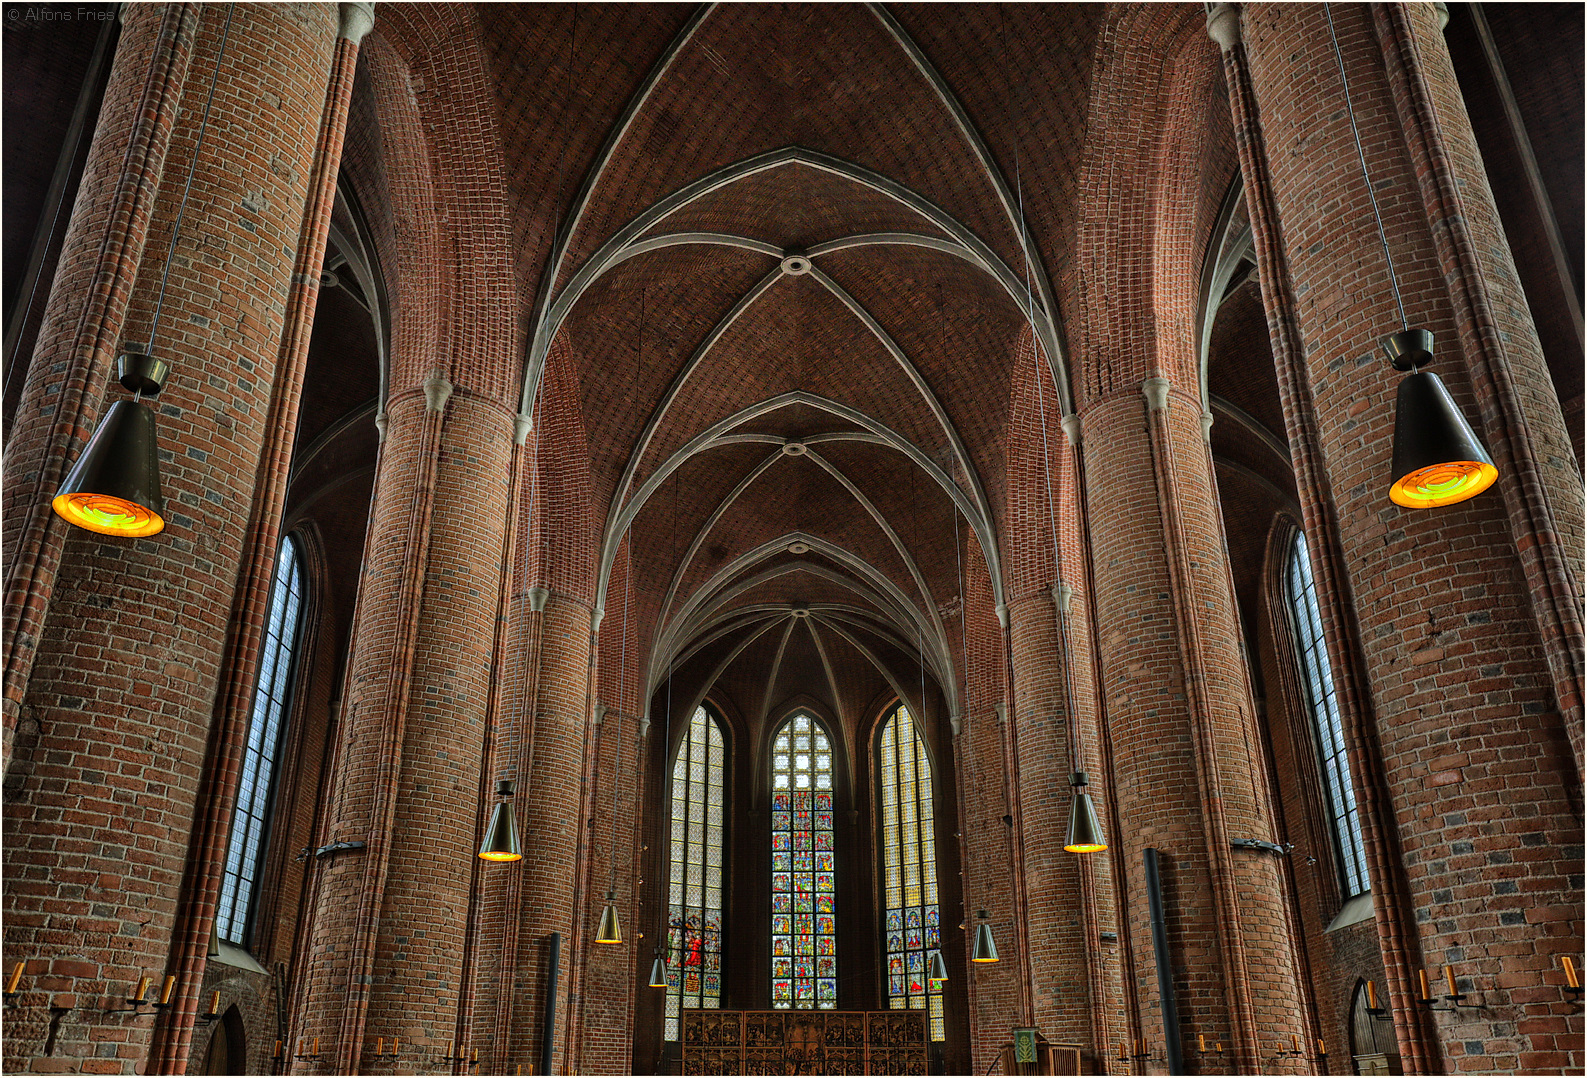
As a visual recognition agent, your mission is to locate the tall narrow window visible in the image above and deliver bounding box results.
[770,713,836,1009]
[665,706,726,1041]
[216,535,305,945]
[878,704,944,1041]
[1286,531,1370,897]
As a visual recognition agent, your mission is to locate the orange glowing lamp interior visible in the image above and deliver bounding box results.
[1390,460,1498,508]
[477,849,522,863]
[1064,841,1108,854]
[52,492,165,537]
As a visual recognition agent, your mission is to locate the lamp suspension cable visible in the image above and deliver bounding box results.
[144,5,236,363]
[51,7,238,539]
[1322,2,1409,334]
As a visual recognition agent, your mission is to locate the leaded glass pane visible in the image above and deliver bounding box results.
[1287,533,1371,898]
[879,705,944,1040]
[771,713,837,1009]
[216,536,305,948]
[665,706,727,1040]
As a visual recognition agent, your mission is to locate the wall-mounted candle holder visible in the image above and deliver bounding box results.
[1271,1034,1307,1060]
[151,975,177,1011]
[4,961,26,1007]
[1560,956,1582,999]
[294,1037,324,1062]
[197,990,221,1025]
[120,975,157,1013]
[369,1035,401,1059]
[1194,1034,1227,1057]
[1416,966,1480,1011]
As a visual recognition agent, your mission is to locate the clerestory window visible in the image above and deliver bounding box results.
[1286,531,1370,898]
[216,535,304,946]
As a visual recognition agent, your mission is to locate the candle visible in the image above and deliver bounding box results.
[6,961,23,994]
[1117,1043,1126,1060]
[312,1037,319,1057]
[447,1041,455,1061]
[1198,1034,1206,1052]
[1418,968,1431,1001]
[1562,955,1580,989]
[1445,964,1459,997]
[1215,1043,1223,1053]
[377,1037,384,1056]
[1366,979,1377,1009]
[1291,1034,1300,1052]
[273,1040,282,1060]
[472,1048,479,1064]
[1317,1038,1326,1056]
[393,1037,400,1054]
[207,990,220,1016]
[132,975,151,1003]
[159,975,176,1005]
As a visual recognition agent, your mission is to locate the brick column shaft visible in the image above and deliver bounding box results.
[0,5,339,1072]
[1239,5,1583,1071]
[1,3,196,769]
[148,13,369,1072]
[1081,385,1306,1074]
[294,387,516,1074]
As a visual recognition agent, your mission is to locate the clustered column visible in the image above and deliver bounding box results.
[1,4,340,1072]
[1234,4,1583,1072]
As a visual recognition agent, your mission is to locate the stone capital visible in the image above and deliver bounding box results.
[339,2,376,44]
[1206,2,1240,51]
[1141,376,1171,412]
[422,371,453,414]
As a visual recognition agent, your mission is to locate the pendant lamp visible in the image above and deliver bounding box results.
[648,950,668,988]
[971,909,999,964]
[928,950,949,984]
[1316,6,1498,510]
[478,779,523,862]
[1063,771,1107,853]
[1385,332,1496,508]
[595,891,623,944]
[52,353,169,537]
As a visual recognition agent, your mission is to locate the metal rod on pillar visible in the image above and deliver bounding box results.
[1144,849,1183,1075]
[540,932,560,1078]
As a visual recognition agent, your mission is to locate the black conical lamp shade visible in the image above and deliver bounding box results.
[52,399,165,537]
[596,891,623,944]
[1389,371,1497,508]
[478,780,522,862]
[928,950,949,983]
[1064,772,1107,853]
[971,911,999,963]
[649,954,667,988]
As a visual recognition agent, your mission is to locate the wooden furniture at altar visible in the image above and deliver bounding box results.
[681,1009,927,1075]
[997,1035,1081,1075]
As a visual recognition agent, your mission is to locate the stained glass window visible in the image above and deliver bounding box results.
[665,706,726,1041]
[217,535,304,946]
[1286,531,1370,898]
[770,713,837,1010]
[878,704,944,1041]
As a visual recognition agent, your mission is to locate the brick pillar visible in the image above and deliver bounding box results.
[0,5,339,1073]
[1,3,196,770]
[1079,382,1307,1074]
[509,592,595,1076]
[1207,5,1439,1070]
[1237,5,1583,1072]
[293,381,517,1074]
[147,7,373,1073]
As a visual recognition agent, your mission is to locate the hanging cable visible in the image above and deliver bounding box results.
[1323,2,1409,331]
[146,6,236,355]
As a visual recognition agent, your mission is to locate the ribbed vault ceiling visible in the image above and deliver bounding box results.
[477,3,1106,728]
